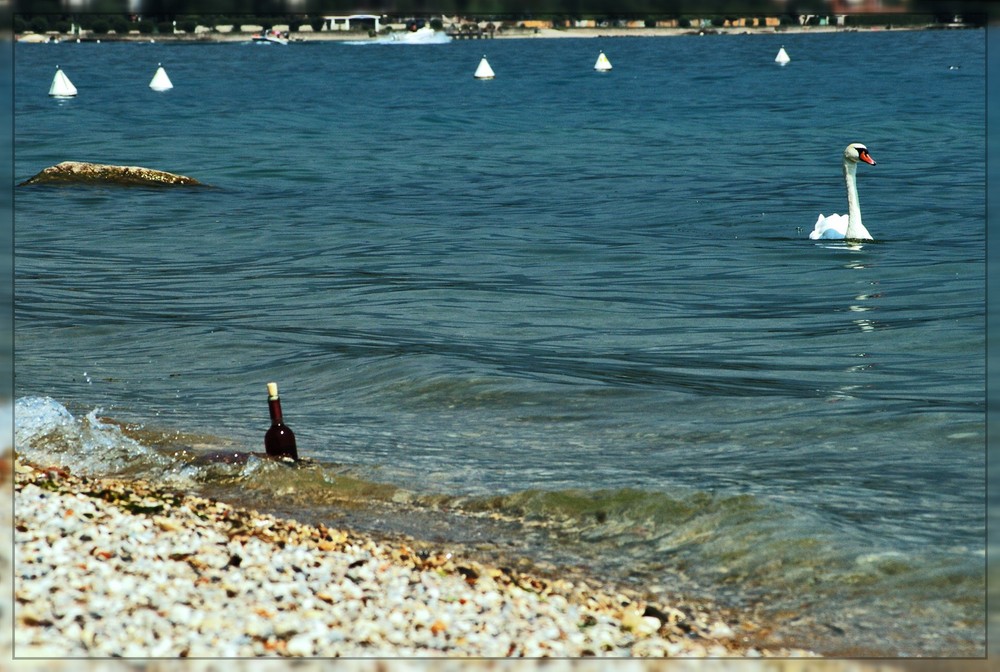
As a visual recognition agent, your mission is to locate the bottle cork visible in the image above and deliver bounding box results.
[267,382,278,399]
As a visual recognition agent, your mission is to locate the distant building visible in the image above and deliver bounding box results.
[323,15,382,32]
[723,17,783,27]
[829,0,910,13]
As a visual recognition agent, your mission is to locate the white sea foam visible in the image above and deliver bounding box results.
[14,396,168,477]
[14,396,75,447]
[0,399,11,451]
[346,28,452,45]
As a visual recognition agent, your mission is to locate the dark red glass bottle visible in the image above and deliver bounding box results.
[264,382,298,460]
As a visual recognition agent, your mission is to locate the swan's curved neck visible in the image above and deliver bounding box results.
[843,160,865,239]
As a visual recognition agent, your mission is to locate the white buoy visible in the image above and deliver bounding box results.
[474,56,495,79]
[775,46,790,65]
[149,63,173,91]
[48,66,77,97]
[594,50,612,71]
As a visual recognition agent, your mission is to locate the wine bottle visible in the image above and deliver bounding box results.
[264,382,298,460]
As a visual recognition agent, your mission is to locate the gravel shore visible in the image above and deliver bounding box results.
[9,457,821,659]
[4,420,992,670]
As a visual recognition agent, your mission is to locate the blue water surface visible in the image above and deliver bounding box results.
[14,29,985,655]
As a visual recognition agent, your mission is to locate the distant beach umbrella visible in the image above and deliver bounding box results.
[474,56,495,79]
[48,66,77,97]
[149,63,173,91]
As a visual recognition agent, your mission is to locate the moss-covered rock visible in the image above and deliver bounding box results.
[19,161,207,187]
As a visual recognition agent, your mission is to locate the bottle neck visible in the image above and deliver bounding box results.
[268,397,283,424]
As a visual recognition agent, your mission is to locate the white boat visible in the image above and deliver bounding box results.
[48,66,77,97]
[389,25,451,44]
[252,30,288,45]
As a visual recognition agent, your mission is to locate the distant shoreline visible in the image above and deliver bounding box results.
[16,22,976,45]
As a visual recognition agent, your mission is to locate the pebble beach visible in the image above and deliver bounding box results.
[4,454,993,672]
[9,455,816,658]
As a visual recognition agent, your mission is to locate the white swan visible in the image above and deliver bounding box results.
[809,143,877,241]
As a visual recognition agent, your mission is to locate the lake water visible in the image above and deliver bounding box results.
[13,29,986,656]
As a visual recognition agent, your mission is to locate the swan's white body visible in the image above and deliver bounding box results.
[809,143,876,241]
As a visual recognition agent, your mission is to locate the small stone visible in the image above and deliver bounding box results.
[286,633,314,656]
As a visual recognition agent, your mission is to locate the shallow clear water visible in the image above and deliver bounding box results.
[14,30,985,655]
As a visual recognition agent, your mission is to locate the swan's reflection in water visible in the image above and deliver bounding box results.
[824,257,885,403]
[850,300,878,333]
[810,240,866,252]
[844,259,884,333]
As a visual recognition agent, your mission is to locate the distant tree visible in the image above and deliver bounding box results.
[136,20,155,34]
[110,16,130,33]
[178,19,198,32]
[310,16,326,31]
[54,20,72,33]
[13,16,27,33]
[195,15,217,30]
[29,16,50,32]
[157,20,174,34]
[90,18,110,34]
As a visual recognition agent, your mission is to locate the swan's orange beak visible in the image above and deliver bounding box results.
[859,149,876,165]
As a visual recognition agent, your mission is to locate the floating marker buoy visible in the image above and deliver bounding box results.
[474,56,495,79]
[594,51,612,71]
[775,46,790,65]
[149,63,173,91]
[48,66,77,97]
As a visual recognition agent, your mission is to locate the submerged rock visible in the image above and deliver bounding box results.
[19,161,207,187]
